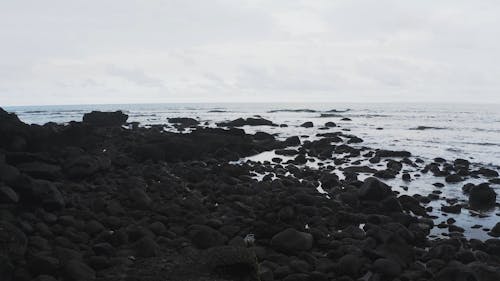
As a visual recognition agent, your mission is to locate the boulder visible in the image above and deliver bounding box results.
[372,258,402,277]
[300,122,313,128]
[17,162,61,180]
[324,122,336,127]
[168,117,199,126]
[82,111,128,127]
[188,225,225,249]
[469,183,496,209]
[488,222,500,237]
[359,177,393,201]
[217,117,276,127]
[0,184,19,203]
[375,150,412,158]
[64,155,110,178]
[63,260,96,281]
[271,228,313,253]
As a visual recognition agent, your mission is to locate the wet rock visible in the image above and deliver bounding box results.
[82,111,128,127]
[17,162,61,180]
[217,117,276,127]
[338,254,363,276]
[27,253,59,275]
[63,260,96,281]
[168,117,199,126]
[469,183,496,209]
[359,177,392,201]
[445,174,464,183]
[441,204,462,214]
[324,122,336,127]
[300,122,313,128]
[128,188,152,210]
[376,150,411,158]
[488,222,500,237]
[188,225,225,249]
[477,168,499,178]
[271,228,313,253]
[0,162,20,184]
[284,136,301,146]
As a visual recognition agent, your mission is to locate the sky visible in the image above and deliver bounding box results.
[1,0,500,106]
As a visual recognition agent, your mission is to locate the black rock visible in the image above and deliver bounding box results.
[284,136,301,146]
[17,162,61,180]
[188,225,225,249]
[477,168,499,178]
[359,177,392,201]
[488,222,500,237]
[133,236,158,257]
[168,117,199,126]
[217,117,276,127]
[300,122,314,128]
[441,204,462,214]
[63,260,96,281]
[469,183,496,209]
[372,258,402,277]
[324,122,336,127]
[82,111,128,127]
[64,155,110,178]
[445,174,464,183]
[376,150,412,158]
[271,228,313,253]
[0,184,19,203]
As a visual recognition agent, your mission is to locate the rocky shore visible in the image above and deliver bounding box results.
[1,107,499,281]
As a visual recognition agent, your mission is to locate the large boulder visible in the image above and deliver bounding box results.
[188,225,226,249]
[358,177,393,201]
[82,111,128,127]
[469,183,496,209]
[271,228,313,253]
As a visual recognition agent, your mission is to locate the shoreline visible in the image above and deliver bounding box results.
[1,108,499,280]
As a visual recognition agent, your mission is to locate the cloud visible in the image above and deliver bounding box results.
[0,0,499,105]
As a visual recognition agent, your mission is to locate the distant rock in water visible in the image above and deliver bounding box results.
[319,113,343,118]
[300,121,314,128]
[82,111,128,127]
[168,117,199,126]
[216,117,276,127]
[325,109,350,113]
[410,126,446,130]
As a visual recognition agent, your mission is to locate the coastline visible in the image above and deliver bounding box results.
[1,107,499,280]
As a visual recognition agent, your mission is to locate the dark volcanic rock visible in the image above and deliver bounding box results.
[271,228,313,253]
[469,183,496,209]
[359,177,392,201]
[445,174,464,183]
[188,225,225,249]
[489,222,500,237]
[217,117,276,127]
[82,111,128,127]
[168,117,199,126]
[300,122,313,128]
[0,184,19,203]
[63,260,96,281]
[376,150,412,158]
[324,122,336,127]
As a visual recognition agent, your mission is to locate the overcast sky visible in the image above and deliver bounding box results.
[1,0,500,105]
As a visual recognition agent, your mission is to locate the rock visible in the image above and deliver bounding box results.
[372,258,402,277]
[0,162,20,184]
[375,150,411,158]
[300,122,313,128]
[133,236,158,257]
[16,162,61,180]
[64,155,110,178]
[271,228,313,253]
[441,204,462,214]
[188,225,225,249]
[82,111,128,127]
[34,180,65,210]
[63,260,96,281]
[27,254,59,275]
[488,222,500,237]
[0,184,18,203]
[0,221,27,262]
[129,188,152,209]
[445,174,463,183]
[32,275,58,281]
[359,177,392,201]
[338,254,363,276]
[477,168,499,177]
[469,183,496,209]
[168,117,199,126]
[217,117,276,127]
[324,122,336,127]
[284,136,301,146]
